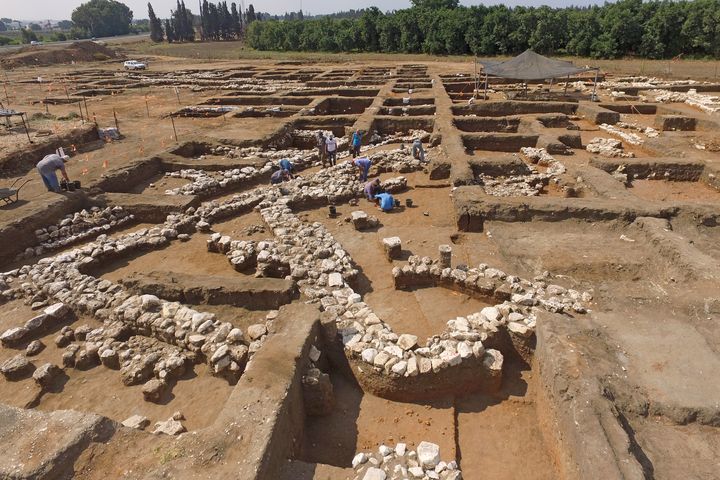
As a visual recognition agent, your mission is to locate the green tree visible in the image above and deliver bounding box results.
[0,21,6,32]
[411,0,459,9]
[246,4,257,24]
[358,7,381,52]
[164,18,175,42]
[148,3,164,42]
[71,0,133,37]
[29,23,42,31]
[58,20,74,29]
[21,28,38,43]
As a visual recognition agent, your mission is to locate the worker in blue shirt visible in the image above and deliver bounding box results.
[351,130,363,158]
[374,192,394,212]
[279,158,295,178]
[353,157,372,182]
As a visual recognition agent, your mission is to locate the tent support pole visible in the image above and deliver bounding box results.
[591,69,599,101]
[484,73,488,100]
[474,57,478,99]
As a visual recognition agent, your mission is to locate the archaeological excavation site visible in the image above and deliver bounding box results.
[1,49,720,480]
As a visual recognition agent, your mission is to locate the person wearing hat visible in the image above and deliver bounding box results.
[325,134,338,166]
[36,152,71,192]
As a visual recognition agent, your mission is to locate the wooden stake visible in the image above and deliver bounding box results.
[170,116,178,142]
[78,101,84,123]
[175,87,181,105]
[145,96,150,117]
[83,96,89,120]
[21,113,32,143]
[113,108,119,132]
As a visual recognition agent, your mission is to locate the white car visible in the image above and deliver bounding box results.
[30,41,44,46]
[123,60,147,70]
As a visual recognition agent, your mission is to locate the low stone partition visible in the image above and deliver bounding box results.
[654,114,697,131]
[0,190,93,267]
[120,271,297,309]
[451,101,577,117]
[589,157,705,182]
[461,133,539,152]
[577,103,621,125]
[98,192,200,223]
[371,116,435,135]
[453,186,675,231]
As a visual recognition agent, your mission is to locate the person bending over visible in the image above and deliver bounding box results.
[270,168,291,185]
[374,192,394,212]
[37,153,71,192]
[353,157,372,182]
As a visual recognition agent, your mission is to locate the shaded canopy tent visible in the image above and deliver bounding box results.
[476,49,600,99]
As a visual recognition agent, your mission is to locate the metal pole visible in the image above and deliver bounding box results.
[474,56,478,98]
[564,75,569,94]
[2,81,10,108]
[484,73,488,100]
[591,69,599,101]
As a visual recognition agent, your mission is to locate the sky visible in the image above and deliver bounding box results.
[3,0,606,21]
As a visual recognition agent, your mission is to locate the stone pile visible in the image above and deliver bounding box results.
[0,302,69,347]
[617,121,659,138]
[599,123,644,145]
[586,137,635,158]
[164,164,274,197]
[650,88,720,115]
[352,441,461,480]
[520,147,566,176]
[20,207,134,260]
[478,148,566,197]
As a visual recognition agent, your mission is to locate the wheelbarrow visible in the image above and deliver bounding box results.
[0,179,31,206]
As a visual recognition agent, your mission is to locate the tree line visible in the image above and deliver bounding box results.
[245,0,720,59]
[148,0,258,43]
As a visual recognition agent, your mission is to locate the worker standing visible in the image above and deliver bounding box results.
[351,130,363,158]
[316,131,326,166]
[37,153,71,192]
[353,157,372,182]
[325,134,338,166]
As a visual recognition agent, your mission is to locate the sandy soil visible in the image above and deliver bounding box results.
[628,179,720,202]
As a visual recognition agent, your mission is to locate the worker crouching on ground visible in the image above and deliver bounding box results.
[412,138,426,162]
[364,178,382,201]
[353,157,372,182]
[37,152,71,192]
[270,168,291,185]
[374,192,395,212]
[279,158,295,178]
[351,129,363,158]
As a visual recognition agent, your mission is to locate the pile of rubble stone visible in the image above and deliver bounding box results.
[649,88,720,115]
[617,121,659,138]
[352,441,461,480]
[478,148,565,197]
[20,206,134,260]
[599,123,644,146]
[586,138,635,158]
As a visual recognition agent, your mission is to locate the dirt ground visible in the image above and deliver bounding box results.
[2,41,720,480]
